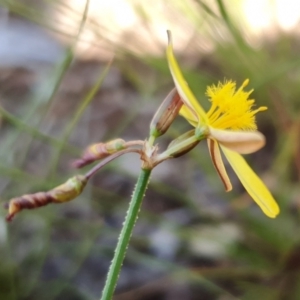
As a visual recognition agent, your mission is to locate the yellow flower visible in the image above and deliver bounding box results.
[166,30,279,218]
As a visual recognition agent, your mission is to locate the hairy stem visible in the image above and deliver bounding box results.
[100,168,152,300]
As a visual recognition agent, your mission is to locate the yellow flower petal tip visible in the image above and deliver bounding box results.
[221,147,280,218]
[264,206,280,219]
[258,199,280,218]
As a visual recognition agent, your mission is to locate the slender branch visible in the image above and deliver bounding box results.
[85,149,141,180]
[124,140,145,147]
[100,168,152,300]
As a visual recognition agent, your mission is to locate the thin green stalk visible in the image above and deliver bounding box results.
[100,168,152,300]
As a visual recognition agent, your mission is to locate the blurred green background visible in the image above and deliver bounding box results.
[1,0,300,299]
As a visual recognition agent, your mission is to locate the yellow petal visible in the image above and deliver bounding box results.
[166,30,208,125]
[207,139,232,192]
[180,105,198,127]
[221,146,280,218]
[209,128,265,154]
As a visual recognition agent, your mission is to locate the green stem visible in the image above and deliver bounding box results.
[148,135,156,147]
[100,168,152,300]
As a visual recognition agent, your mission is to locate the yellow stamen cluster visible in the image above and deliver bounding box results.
[205,79,267,130]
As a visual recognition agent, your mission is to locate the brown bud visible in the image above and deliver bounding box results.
[149,88,183,138]
[73,138,126,168]
[5,192,52,222]
[5,175,88,221]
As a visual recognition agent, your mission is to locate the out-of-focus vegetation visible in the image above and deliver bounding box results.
[0,1,300,299]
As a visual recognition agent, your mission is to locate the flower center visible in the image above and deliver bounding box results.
[205,79,267,130]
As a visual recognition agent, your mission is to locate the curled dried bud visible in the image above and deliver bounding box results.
[150,88,183,138]
[73,138,126,168]
[5,175,88,221]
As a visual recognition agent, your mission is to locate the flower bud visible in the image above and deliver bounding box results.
[167,130,200,158]
[50,175,88,203]
[73,138,126,168]
[149,88,183,138]
[5,175,88,221]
